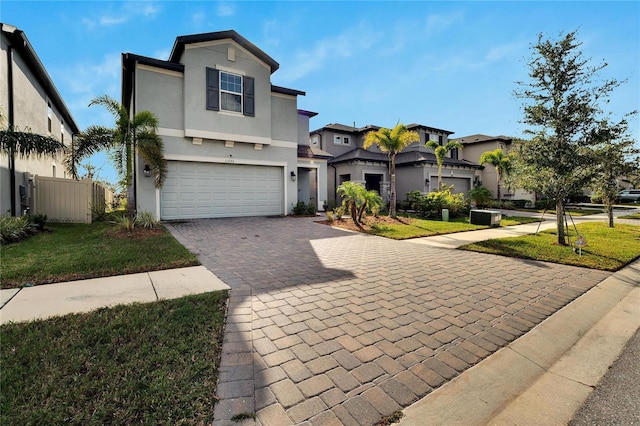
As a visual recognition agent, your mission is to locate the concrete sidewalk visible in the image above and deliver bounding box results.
[0,266,230,325]
[400,258,640,425]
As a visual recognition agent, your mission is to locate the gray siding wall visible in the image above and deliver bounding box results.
[1,31,73,215]
[133,40,300,217]
[182,41,272,142]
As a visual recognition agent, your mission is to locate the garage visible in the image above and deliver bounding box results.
[441,177,471,194]
[160,161,284,220]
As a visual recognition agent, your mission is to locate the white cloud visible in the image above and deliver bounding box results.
[154,48,171,61]
[83,1,160,29]
[424,11,464,36]
[217,3,235,17]
[276,22,382,83]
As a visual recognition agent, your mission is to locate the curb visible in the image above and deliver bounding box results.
[399,260,640,425]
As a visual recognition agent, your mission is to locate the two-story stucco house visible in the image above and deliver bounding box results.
[122,30,328,219]
[1,23,79,216]
[458,134,534,201]
[310,123,482,206]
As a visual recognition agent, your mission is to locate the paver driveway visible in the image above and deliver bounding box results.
[166,216,611,426]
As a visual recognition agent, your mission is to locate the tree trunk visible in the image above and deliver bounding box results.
[605,198,614,228]
[389,154,397,218]
[556,198,566,245]
[496,175,501,201]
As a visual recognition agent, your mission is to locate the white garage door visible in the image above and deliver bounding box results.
[441,177,471,194]
[161,161,284,220]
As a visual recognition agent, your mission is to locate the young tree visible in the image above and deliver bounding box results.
[479,148,513,201]
[425,139,463,189]
[363,123,419,218]
[336,181,384,225]
[67,95,167,217]
[1,120,66,216]
[590,120,639,228]
[512,30,633,245]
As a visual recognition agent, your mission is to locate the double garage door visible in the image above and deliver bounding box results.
[160,161,284,220]
[441,177,471,194]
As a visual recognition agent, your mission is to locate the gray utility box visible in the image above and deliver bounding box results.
[470,209,502,226]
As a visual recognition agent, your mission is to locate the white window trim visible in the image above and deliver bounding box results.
[219,70,243,114]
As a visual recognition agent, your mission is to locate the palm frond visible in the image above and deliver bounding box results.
[0,130,66,157]
[137,132,167,188]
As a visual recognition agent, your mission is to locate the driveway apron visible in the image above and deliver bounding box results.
[166,217,611,426]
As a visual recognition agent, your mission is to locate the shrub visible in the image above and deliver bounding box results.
[116,215,135,232]
[535,199,554,210]
[409,186,469,219]
[0,216,38,245]
[333,206,346,219]
[511,199,529,209]
[326,210,335,223]
[467,186,493,208]
[135,211,159,229]
[306,203,317,215]
[29,214,47,231]
[292,201,308,216]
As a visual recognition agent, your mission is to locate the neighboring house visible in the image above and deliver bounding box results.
[310,123,482,206]
[123,30,328,219]
[458,134,533,201]
[1,23,79,216]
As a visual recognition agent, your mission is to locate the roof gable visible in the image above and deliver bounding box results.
[169,30,279,74]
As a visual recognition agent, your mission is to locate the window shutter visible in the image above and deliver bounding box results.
[243,76,255,117]
[206,67,219,111]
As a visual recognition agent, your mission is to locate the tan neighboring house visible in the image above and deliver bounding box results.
[1,23,79,216]
[310,123,483,206]
[458,134,533,201]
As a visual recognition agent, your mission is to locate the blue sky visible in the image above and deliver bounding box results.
[3,0,639,185]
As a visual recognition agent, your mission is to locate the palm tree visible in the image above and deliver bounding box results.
[363,123,419,218]
[67,95,167,217]
[337,181,384,225]
[1,119,66,216]
[425,139,463,190]
[479,148,513,201]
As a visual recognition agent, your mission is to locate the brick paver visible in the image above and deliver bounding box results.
[167,216,611,425]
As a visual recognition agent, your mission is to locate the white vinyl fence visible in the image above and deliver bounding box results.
[29,176,114,223]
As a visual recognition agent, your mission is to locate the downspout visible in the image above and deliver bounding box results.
[7,43,16,216]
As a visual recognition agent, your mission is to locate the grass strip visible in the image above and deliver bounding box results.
[1,222,199,289]
[461,222,640,271]
[1,292,228,425]
[368,216,540,240]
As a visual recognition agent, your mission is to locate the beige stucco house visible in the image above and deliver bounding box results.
[458,134,534,201]
[123,30,329,219]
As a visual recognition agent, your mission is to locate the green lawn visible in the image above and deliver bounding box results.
[0,292,228,424]
[461,222,640,271]
[620,212,640,220]
[368,216,540,240]
[0,222,199,289]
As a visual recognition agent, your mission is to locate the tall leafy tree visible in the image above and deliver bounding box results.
[67,95,167,217]
[512,30,632,245]
[479,148,513,201]
[363,123,419,218]
[1,114,66,215]
[425,139,463,189]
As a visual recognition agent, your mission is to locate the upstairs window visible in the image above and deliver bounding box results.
[206,67,255,117]
[343,136,350,145]
[220,72,242,112]
[47,102,52,133]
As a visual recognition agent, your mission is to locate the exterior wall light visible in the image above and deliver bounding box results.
[143,164,152,177]
[290,171,297,181]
